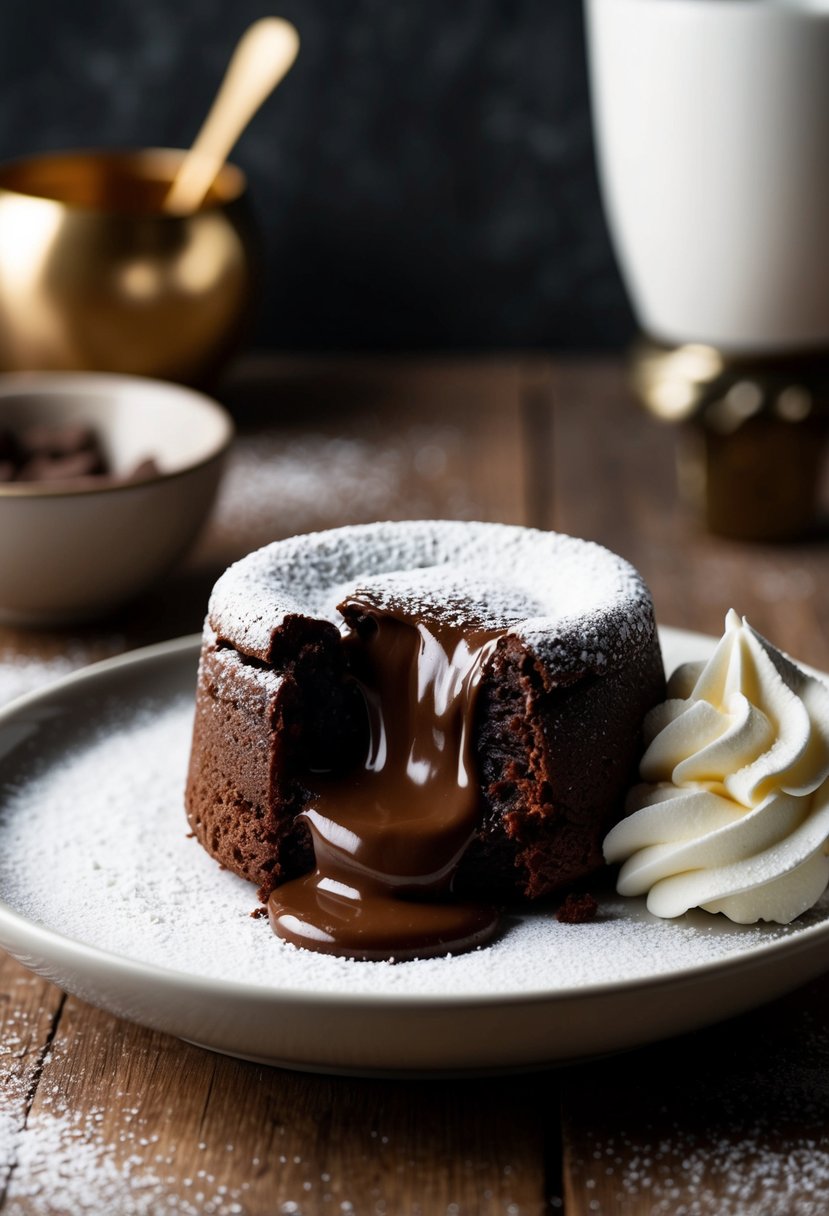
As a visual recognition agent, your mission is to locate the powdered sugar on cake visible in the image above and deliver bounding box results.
[207,520,656,676]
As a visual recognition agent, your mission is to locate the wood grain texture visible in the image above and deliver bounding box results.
[561,972,829,1216]
[550,359,829,1215]
[0,955,64,1203]
[1,355,828,1215]
[4,991,555,1214]
[0,357,550,1216]
[0,1009,562,1216]
[549,358,829,668]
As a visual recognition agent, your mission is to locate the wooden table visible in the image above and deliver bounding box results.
[1,356,828,1215]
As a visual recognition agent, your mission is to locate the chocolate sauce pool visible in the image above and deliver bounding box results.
[267,601,503,960]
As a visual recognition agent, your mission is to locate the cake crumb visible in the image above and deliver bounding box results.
[556,893,598,924]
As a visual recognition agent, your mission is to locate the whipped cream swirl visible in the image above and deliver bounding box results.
[604,610,829,924]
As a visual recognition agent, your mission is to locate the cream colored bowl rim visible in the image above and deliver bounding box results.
[0,371,235,500]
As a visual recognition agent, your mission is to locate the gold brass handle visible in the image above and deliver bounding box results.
[164,17,300,216]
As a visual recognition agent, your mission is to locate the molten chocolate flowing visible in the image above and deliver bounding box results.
[268,599,503,960]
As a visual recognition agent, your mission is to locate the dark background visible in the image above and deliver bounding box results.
[0,0,635,352]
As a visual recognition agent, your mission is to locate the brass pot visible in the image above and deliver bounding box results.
[0,148,258,385]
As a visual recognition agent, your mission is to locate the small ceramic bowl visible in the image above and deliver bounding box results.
[0,372,234,625]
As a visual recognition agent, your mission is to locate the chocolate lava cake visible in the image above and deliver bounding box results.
[185,521,665,958]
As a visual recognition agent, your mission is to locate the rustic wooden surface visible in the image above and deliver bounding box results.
[0,355,828,1214]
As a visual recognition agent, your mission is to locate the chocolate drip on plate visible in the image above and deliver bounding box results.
[268,598,503,960]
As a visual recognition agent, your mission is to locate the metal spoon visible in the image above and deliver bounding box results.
[164,17,300,215]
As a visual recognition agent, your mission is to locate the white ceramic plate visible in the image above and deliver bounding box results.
[0,628,827,1077]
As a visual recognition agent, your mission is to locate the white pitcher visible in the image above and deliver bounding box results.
[585,0,829,353]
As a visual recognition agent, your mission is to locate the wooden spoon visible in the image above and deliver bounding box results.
[164,17,300,215]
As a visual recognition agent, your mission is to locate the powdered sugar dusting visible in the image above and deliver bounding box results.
[564,975,829,1214]
[0,693,820,1000]
[6,1048,254,1215]
[208,521,657,676]
[209,430,476,551]
[0,640,122,708]
[568,1128,829,1215]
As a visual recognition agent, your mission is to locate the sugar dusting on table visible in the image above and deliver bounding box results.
[0,695,819,998]
[569,1132,829,1215]
[0,1015,252,1215]
[210,429,476,550]
[564,977,829,1215]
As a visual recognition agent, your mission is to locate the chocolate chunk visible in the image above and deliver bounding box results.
[0,428,20,464]
[19,423,101,459]
[17,451,105,482]
[124,457,161,483]
[0,422,158,488]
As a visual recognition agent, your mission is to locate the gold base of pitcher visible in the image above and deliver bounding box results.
[630,337,829,541]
